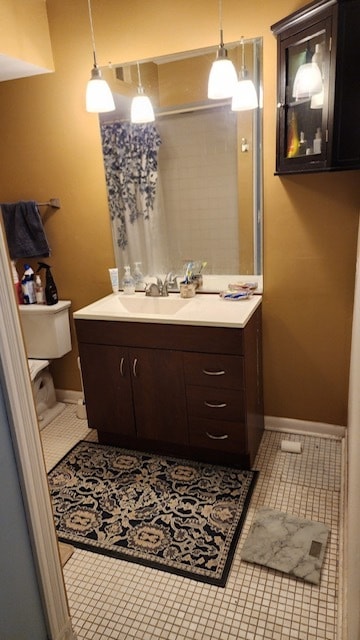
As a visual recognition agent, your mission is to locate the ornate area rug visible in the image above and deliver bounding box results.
[48,441,258,586]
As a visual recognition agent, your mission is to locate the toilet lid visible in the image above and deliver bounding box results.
[28,359,50,381]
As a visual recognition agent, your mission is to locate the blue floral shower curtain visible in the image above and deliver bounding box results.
[100,121,169,277]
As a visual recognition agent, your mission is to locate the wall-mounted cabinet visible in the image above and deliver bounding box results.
[271,0,360,175]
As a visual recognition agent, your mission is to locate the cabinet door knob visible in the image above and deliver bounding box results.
[206,431,229,440]
[132,358,138,377]
[204,401,227,408]
[119,357,125,377]
[202,369,225,376]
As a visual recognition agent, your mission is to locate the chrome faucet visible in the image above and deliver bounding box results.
[145,273,178,297]
[164,272,178,290]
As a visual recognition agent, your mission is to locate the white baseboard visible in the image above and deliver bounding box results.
[56,389,83,405]
[265,415,346,439]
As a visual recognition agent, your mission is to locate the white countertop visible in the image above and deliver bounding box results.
[73,292,262,328]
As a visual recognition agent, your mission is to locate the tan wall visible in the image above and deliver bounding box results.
[0,0,53,69]
[0,0,358,426]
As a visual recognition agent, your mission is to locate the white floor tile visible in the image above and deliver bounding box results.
[41,408,342,640]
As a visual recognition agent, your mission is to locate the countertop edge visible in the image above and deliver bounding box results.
[73,295,262,329]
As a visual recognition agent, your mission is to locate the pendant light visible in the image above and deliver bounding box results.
[292,42,323,100]
[231,38,258,111]
[208,0,237,100]
[310,44,324,109]
[130,63,155,124]
[85,0,115,113]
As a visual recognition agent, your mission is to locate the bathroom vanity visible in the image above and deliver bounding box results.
[74,293,264,468]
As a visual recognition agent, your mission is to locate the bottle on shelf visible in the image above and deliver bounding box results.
[298,131,307,156]
[287,111,300,158]
[313,127,322,154]
[122,266,135,295]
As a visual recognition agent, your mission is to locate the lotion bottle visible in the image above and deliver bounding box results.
[122,266,135,294]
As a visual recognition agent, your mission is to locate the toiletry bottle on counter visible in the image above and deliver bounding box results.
[122,265,135,294]
[133,262,145,290]
[21,264,36,304]
[313,127,322,154]
[37,262,58,305]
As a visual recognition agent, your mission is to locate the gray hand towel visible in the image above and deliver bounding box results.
[1,200,50,259]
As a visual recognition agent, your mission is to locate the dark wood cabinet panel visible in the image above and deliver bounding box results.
[130,347,188,444]
[78,343,135,436]
[75,305,264,468]
[271,0,360,174]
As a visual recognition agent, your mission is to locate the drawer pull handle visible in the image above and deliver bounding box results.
[202,369,225,376]
[132,358,138,377]
[119,357,125,377]
[204,401,227,408]
[206,431,229,440]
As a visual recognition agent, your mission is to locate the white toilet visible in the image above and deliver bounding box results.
[18,301,72,429]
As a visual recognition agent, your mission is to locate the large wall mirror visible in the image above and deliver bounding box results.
[99,38,263,292]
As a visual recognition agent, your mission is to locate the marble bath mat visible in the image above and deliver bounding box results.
[240,507,330,584]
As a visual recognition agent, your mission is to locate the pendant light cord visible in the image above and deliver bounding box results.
[87,0,98,67]
[136,62,142,89]
[219,0,224,48]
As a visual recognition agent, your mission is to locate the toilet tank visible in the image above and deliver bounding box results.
[19,300,71,359]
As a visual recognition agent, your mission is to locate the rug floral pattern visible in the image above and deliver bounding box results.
[48,441,258,586]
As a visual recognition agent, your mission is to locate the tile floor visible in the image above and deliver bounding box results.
[42,404,343,640]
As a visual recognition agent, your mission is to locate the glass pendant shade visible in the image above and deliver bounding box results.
[208,55,238,100]
[131,91,155,124]
[86,67,115,113]
[310,87,324,109]
[231,78,258,111]
[292,62,323,99]
[131,63,155,123]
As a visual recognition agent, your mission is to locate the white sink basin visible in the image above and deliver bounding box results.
[118,295,190,315]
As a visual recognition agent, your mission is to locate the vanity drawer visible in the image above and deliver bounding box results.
[183,353,244,389]
[189,418,246,453]
[186,386,245,422]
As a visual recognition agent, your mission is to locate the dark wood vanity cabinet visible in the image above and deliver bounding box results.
[271,0,360,174]
[75,306,264,468]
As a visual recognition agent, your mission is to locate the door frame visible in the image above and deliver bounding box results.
[0,219,76,640]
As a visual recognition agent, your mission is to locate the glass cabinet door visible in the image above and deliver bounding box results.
[277,17,331,173]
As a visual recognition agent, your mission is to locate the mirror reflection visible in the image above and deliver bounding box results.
[99,38,263,291]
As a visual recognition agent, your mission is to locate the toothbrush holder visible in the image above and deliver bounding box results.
[180,282,196,298]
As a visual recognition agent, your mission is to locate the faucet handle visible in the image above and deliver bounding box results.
[164,272,178,289]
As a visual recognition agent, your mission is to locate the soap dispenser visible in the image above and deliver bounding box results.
[122,266,135,295]
[133,262,145,290]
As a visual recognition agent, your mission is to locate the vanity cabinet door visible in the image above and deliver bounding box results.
[129,347,188,445]
[78,343,136,436]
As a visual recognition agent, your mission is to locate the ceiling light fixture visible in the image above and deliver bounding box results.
[85,0,115,113]
[231,37,258,111]
[208,0,237,100]
[130,62,155,124]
